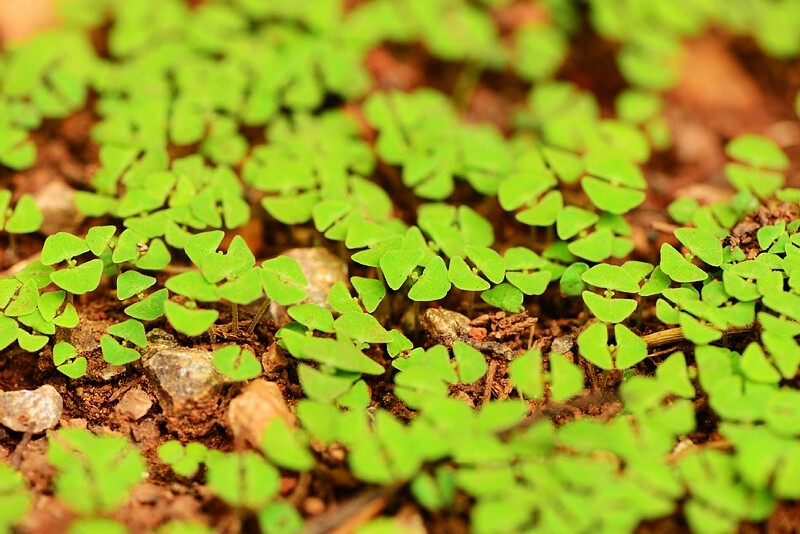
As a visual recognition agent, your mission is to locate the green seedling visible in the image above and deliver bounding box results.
[508,348,584,402]
[392,343,487,408]
[100,320,146,366]
[213,345,261,381]
[0,461,31,530]
[41,232,103,297]
[0,191,43,258]
[53,341,87,378]
[577,322,648,370]
[47,428,147,515]
[248,255,308,334]
[158,441,208,478]
[204,450,280,509]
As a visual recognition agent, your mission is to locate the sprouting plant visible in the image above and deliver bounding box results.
[248,255,309,334]
[204,450,280,509]
[212,345,261,381]
[724,134,789,199]
[0,191,43,251]
[364,90,514,199]
[41,232,103,297]
[392,343,487,408]
[53,341,87,378]
[577,322,648,370]
[581,262,642,323]
[508,348,584,402]
[157,441,208,478]
[0,461,32,531]
[47,428,147,516]
[100,320,147,366]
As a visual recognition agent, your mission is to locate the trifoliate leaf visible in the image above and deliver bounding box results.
[660,244,708,283]
[213,345,261,381]
[100,335,140,366]
[164,301,218,336]
[41,232,89,265]
[116,271,156,300]
[408,257,451,302]
[674,228,723,266]
[50,259,104,295]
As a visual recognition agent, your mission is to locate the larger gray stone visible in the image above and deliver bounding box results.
[0,385,63,433]
[141,330,228,411]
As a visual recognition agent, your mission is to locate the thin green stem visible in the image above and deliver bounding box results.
[247,298,271,335]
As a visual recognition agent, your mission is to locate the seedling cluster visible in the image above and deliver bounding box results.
[1,0,800,533]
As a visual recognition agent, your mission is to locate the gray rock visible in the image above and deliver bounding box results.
[116,388,153,420]
[420,308,471,346]
[0,385,63,433]
[551,336,575,355]
[142,332,228,410]
[34,180,84,236]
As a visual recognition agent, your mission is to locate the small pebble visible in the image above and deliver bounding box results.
[143,346,228,411]
[228,379,295,449]
[303,497,325,516]
[116,388,153,420]
[551,336,575,355]
[0,385,63,434]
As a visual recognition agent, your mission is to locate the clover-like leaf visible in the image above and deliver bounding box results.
[213,345,261,381]
[481,283,523,313]
[4,194,42,234]
[125,289,168,321]
[674,228,723,267]
[41,232,89,265]
[107,320,147,348]
[660,244,708,283]
[351,277,385,313]
[408,257,451,302]
[51,259,104,295]
[380,249,424,291]
[577,322,612,370]
[100,335,140,366]
[116,271,156,300]
[725,134,789,170]
[53,341,87,379]
[164,301,219,336]
[582,264,639,293]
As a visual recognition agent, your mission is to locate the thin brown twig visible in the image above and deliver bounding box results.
[641,324,757,350]
[304,482,404,534]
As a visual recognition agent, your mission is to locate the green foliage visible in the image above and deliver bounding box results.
[212,345,261,381]
[47,428,146,514]
[2,2,800,532]
[158,441,208,478]
[53,341,87,378]
[0,192,42,234]
[0,462,31,530]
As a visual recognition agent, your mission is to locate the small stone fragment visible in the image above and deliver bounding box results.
[420,308,470,346]
[143,345,228,411]
[0,385,63,434]
[116,388,153,420]
[261,342,287,375]
[34,180,84,235]
[551,336,575,355]
[228,379,295,449]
